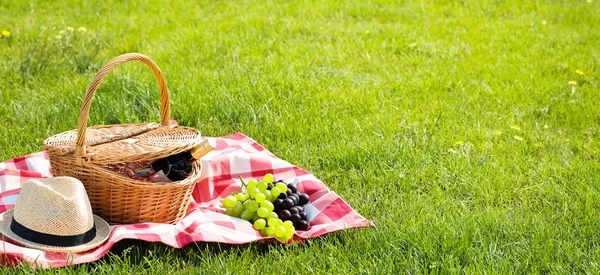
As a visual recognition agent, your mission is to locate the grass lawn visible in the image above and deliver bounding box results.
[1,0,600,273]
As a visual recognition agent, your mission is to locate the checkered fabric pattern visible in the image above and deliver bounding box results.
[0,133,371,268]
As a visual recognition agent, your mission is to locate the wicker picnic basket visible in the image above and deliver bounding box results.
[43,53,203,224]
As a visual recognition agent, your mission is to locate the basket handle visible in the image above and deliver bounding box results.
[75,53,171,158]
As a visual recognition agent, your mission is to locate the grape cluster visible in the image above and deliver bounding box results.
[272,181,310,231]
[221,174,310,242]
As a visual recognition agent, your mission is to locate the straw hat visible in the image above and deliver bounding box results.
[0,177,110,252]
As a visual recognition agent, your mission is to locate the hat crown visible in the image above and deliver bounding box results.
[13,177,94,236]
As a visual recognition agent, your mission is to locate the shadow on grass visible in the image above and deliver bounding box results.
[0,228,375,274]
[84,229,368,269]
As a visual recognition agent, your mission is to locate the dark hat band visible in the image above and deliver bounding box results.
[10,218,96,247]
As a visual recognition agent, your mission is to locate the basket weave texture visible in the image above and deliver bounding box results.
[44,53,202,224]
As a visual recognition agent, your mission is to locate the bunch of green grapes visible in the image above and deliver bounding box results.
[221,173,295,242]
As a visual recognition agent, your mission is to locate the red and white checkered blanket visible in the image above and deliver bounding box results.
[0,133,371,268]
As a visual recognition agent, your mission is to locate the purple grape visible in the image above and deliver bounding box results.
[287,184,298,194]
[299,212,307,221]
[289,196,298,206]
[297,220,309,230]
[290,214,301,224]
[278,193,288,200]
[289,207,299,215]
[298,193,310,205]
[286,189,293,196]
[290,193,300,202]
[294,206,304,213]
[279,210,291,220]
[281,198,294,209]
[273,199,283,210]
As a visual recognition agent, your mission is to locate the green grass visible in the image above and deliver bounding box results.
[1,0,600,273]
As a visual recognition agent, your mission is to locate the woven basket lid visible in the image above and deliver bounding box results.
[44,123,202,164]
[43,53,203,164]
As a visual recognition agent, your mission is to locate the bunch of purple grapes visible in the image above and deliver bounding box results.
[270,180,310,230]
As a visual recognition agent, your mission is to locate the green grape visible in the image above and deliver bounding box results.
[274,226,286,237]
[255,193,266,203]
[267,211,278,220]
[257,181,268,192]
[271,219,283,227]
[232,202,244,217]
[263,173,274,183]
[232,210,242,218]
[257,207,269,218]
[277,236,289,243]
[252,213,260,222]
[270,187,281,198]
[285,227,295,239]
[254,219,266,230]
[267,218,278,227]
[260,227,268,236]
[261,201,274,212]
[248,187,260,198]
[235,193,247,202]
[246,200,259,212]
[283,220,294,229]
[247,179,258,190]
[266,226,275,236]
[264,192,273,202]
[276,182,288,193]
[222,195,237,208]
[241,210,254,221]
[225,208,235,216]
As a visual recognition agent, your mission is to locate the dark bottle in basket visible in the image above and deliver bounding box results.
[133,138,216,182]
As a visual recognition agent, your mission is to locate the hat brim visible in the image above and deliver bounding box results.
[0,209,110,253]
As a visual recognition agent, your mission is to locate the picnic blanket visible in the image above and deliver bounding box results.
[0,132,371,268]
